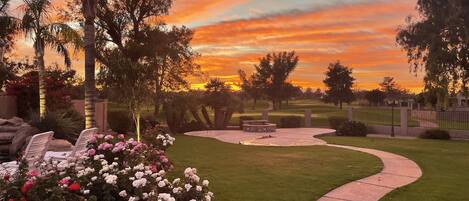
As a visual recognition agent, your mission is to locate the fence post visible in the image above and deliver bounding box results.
[400,108,408,136]
[347,107,353,121]
[262,110,269,121]
[304,109,312,128]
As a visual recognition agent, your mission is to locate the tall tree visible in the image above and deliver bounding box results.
[255,51,299,110]
[98,50,154,141]
[21,0,81,118]
[82,0,97,128]
[323,61,355,109]
[203,79,240,130]
[396,0,469,97]
[365,89,386,106]
[0,0,20,63]
[66,0,199,116]
[238,69,263,109]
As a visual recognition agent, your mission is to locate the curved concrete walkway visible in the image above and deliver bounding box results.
[185,128,422,201]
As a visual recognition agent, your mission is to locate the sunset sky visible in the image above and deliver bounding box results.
[7,0,424,92]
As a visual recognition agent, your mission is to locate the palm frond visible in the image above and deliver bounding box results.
[47,23,83,50]
[0,16,20,38]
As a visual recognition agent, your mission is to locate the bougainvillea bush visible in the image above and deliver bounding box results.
[0,133,214,201]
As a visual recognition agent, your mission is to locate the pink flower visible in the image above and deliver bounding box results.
[87,149,96,156]
[159,155,169,163]
[88,136,97,144]
[117,134,125,139]
[150,164,158,172]
[59,177,70,185]
[104,135,114,141]
[98,142,114,150]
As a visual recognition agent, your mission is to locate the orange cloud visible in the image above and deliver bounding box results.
[165,0,248,24]
[191,0,423,92]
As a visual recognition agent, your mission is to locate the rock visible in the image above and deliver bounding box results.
[8,126,39,160]
[48,139,73,151]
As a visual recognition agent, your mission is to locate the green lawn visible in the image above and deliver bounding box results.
[166,135,382,201]
[321,136,469,201]
[236,99,419,127]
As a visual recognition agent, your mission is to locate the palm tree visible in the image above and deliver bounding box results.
[21,0,81,118]
[82,0,97,128]
[0,0,20,63]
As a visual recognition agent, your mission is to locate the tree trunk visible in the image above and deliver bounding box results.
[252,98,257,110]
[214,109,225,130]
[201,106,213,128]
[223,109,234,128]
[36,43,46,119]
[189,108,207,129]
[153,86,161,116]
[339,101,343,110]
[83,0,97,128]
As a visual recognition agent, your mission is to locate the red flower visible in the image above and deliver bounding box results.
[68,183,81,191]
[3,174,10,181]
[27,170,38,177]
[21,181,34,194]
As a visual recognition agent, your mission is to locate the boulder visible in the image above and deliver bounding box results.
[8,126,39,160]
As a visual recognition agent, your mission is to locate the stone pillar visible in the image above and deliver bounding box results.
[347,107,353,121]
[400,108,408,136]
[304,109,312,128]
[262,110,269,121]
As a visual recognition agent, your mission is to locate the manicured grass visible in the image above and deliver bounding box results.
[166,135,382,201]
[238,99,420,127]
[321,136,469,201]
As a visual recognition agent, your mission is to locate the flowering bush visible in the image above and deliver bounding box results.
[0,133,213,201]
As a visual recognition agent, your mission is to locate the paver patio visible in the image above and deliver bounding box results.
[185,128,423,201]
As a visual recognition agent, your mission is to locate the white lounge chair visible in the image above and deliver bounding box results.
[0,131,54,174]
[44,128,98,161]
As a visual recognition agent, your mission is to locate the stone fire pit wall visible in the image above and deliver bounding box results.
[242,120,276,133]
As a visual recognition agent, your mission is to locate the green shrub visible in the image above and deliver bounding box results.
[337,121,368,137]
[328,116,349,130]
[108,111,132,134]
[239,116,255,128]
[279,116,302,128]
[419,129,450,140]
[29,109,85,144]
[179,121,206,133]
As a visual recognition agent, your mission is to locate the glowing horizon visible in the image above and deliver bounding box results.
[6,0,423,92]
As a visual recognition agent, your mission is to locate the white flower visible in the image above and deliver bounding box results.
[142,193,149,199]
[119,190,128,197]
[91,176,97,181]
[158,180,166,187]
[105,174,118,185]
[135,171,145,179]
[83,190,90,195]
[202,180,209,187]
[196,185,202,191]
[157,193,175,201]
[184,184,192,192]
[132,178,147,188]
[172,178,180,184]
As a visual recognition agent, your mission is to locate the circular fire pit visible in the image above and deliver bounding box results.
[242,120,277,133]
